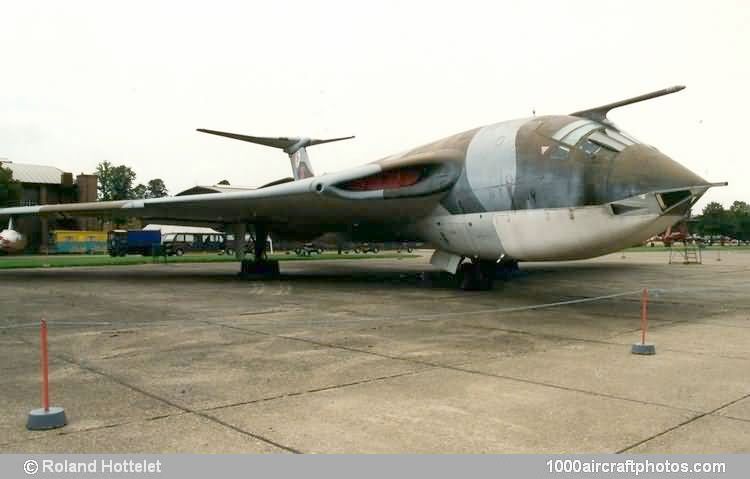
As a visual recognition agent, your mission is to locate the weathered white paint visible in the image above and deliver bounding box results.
[494,206,680,261]
[0,227,27,253]
[420,205,682,265]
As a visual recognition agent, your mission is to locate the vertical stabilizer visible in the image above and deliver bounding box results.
[289,147,315,180]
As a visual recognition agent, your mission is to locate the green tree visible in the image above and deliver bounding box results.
[217,179,230,185]
[699,202,726,237]
[133,179,168,199]
[96,161,137,200]
[146,178,168,198]
[133,183,147,199]
[0,163,23,207]
[730,200,750,241]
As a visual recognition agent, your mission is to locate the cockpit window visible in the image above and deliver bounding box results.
[561,123,602,147]
[605,128,636,146]
[550,145,569,161]
[549,119,602,147]
[581,141,600,156]
[551,120,589,140]
[549,120,641,159]
[589,131,626,152]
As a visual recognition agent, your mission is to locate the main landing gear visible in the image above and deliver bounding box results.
[457,258,520,290]
[238,224,279,279]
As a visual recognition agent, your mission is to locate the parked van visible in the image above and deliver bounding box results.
[162,233,226,256]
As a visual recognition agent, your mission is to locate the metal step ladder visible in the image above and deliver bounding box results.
[669,242,702,264]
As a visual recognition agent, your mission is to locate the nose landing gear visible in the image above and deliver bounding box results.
[457,258,521,290]
[458,260,496,290]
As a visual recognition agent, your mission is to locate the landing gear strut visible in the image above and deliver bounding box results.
[458,259,496,291]
[495,259,520,280]
[238,223,279,279]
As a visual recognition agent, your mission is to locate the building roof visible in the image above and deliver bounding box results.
[143,224,222,235]
[0,161,64,185]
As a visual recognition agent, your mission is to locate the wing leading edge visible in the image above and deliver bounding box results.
[0,157,459,229]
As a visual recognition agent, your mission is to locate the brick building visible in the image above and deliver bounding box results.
[0,159,98,252]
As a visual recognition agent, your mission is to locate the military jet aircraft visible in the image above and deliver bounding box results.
[0,86,725,288]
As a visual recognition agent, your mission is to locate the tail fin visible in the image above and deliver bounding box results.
[197,129,354,180]
[570,85,685,123]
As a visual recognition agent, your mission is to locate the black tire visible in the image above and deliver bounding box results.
[175,248,184,257]
[354,248,361,254]
[373,247,379,254]
[459,261,494,291]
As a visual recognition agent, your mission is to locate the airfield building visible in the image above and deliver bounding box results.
[0,159,98,252]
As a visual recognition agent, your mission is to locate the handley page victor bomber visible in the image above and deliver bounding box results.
[0,86,726,289]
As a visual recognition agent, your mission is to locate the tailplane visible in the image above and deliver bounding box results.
[197,129,354,180]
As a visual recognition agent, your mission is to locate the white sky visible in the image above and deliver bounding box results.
[1,0,748,211]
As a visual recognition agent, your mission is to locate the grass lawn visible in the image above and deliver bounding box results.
[0,252,414,270]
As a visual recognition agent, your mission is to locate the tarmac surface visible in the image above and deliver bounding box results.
[1,249,749,453]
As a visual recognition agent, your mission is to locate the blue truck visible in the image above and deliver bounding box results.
[107,230,162,257]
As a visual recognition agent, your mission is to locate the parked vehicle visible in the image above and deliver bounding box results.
[162,233,226,256]
[354,243,380,254]
[294,243,323,256]
[396,241,414,253]
[108,230,162,256]
[51,230,108,254]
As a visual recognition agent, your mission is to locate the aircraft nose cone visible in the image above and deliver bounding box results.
[602,144,707,202]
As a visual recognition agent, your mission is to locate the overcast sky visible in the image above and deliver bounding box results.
[1,0,747,210]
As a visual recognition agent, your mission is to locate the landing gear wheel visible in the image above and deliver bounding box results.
[495,259,520,280]
[458,260,494,291]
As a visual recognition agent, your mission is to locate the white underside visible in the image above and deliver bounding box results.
[0,229,26,253]
[419,204,681,266]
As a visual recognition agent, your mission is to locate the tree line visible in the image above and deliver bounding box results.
[95,161,168,200]
[692,201,750,241]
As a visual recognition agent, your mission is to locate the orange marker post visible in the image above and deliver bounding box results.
[41,319,50,411]
[640,288,648,345]
[632,287,656,355]
[26,319,66,430]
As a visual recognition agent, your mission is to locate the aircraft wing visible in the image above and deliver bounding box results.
[0,154,462,230]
